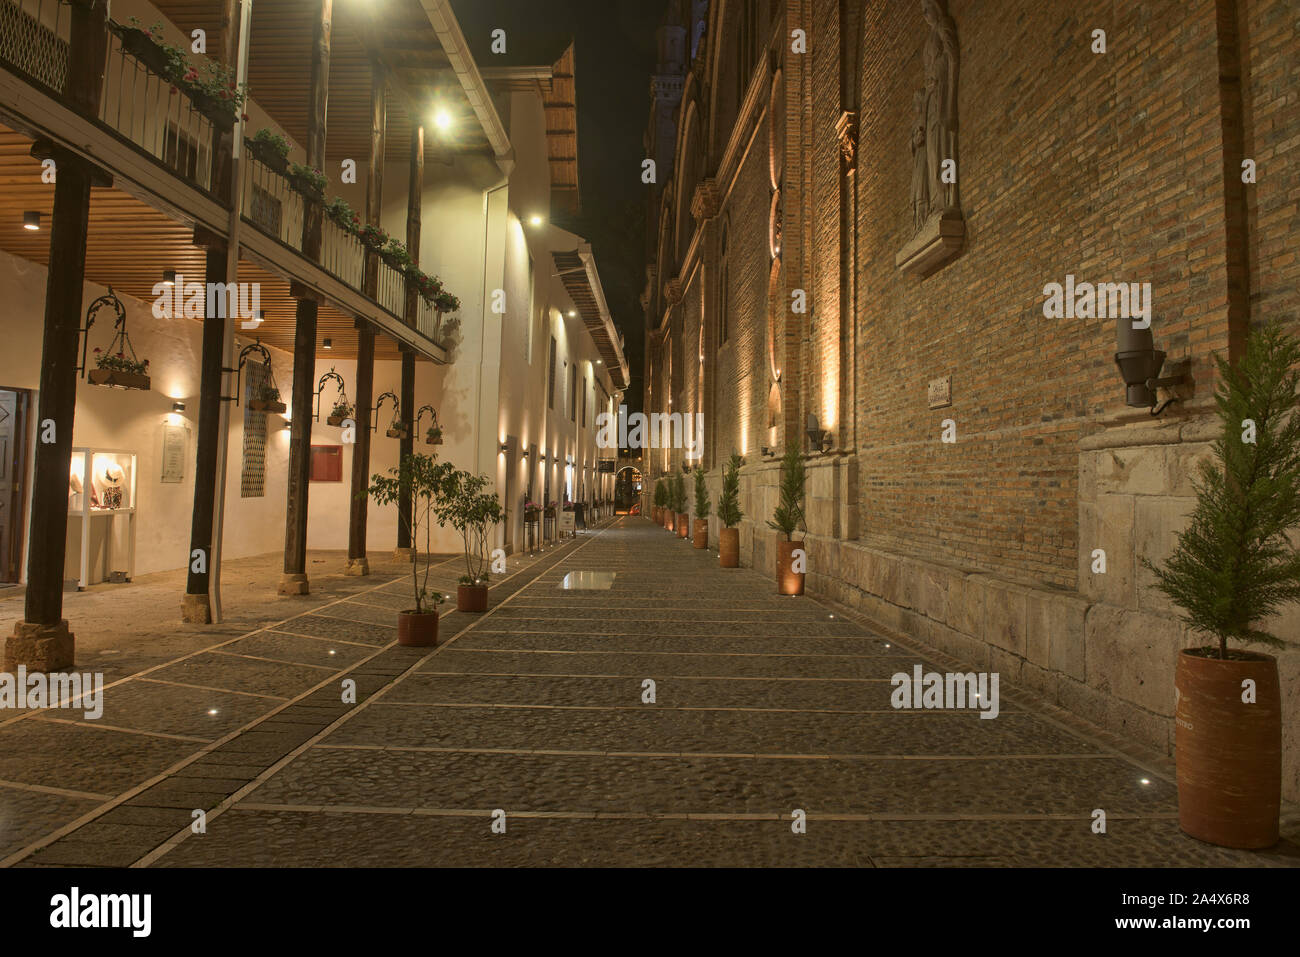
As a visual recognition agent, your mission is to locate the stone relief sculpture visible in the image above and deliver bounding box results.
[921,0,958,222]
[897,0,965,277]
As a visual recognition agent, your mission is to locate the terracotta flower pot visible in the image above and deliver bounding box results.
[776,540,805,595]
[719,527,739,567]
[665,511,675,532]
[677,513,689,538]
[397,609,438,647]
[457,583,488,613]
[693,518,708,549]
[1174,648,1281,848]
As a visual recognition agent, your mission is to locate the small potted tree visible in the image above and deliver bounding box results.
[675,471,690,540]
[768,446,806,595]
[366,453,448,646]
[435,468,504,613]
[718,452,744,568]
[1144,323,1297,849]
[692,467,710,549]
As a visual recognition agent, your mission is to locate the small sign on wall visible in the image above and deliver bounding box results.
[161,424,189,483]
[928,375,952,410]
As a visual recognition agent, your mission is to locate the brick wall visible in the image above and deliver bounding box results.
[850,0,1232,588]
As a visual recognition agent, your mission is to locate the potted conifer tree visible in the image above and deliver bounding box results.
[718,452,744,568]
[663,478,675,532]
[693,467,710,549]
[366,453,448,646]
[653,478,665,525]
[674,470,690,540]
[1144,323,1298,849]
[435,467,504,613]
[768,446,806,595]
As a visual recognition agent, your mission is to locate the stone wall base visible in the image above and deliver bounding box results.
[180,593,213,624]
[5,620,76,672]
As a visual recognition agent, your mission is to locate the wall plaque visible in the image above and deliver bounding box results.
[161,424,189,483]
[928,375,952,409]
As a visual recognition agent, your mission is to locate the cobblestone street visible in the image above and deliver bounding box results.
[2,517,1297,868]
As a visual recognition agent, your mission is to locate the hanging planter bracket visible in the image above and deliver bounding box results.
[314,368,349,422]
[373,392,399,434]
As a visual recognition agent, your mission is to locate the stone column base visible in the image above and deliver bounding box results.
[181,593,212,624]
[5,620,75,672]
[278,573,310,595]
[392,547,415,563]
[345,557,370,577]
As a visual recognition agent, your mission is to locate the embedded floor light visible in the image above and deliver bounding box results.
[162,269,177,286]
[22,211,40,231]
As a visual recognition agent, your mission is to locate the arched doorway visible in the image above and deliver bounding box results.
[614,466,643,513]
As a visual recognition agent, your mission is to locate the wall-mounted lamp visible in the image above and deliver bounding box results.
[805,413,831,453]
[22,211,40,231]
[566,310,576,318]
[529,214,546,228]
[500,442,509,453]
[162,269,176,286]
[1114,318,1188,416]
[760,446,771,457]
[171,401,186,413]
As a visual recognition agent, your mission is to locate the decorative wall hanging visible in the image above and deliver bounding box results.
[81,287,151,391]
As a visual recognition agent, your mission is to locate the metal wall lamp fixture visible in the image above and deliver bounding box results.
[1114,317,1189,417]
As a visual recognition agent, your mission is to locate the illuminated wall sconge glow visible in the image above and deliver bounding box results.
[529,215,545,228]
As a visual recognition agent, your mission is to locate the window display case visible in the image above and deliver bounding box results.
[67,448,138,589]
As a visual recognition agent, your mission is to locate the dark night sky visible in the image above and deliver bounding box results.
[451,0,667,413]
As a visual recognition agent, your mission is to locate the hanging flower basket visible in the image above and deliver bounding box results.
[387,422,409,440]
[88,343,150,391]
[327,401,353,427]
[88,368,151,391]
[248,384,286,414]
[425,427,443,446]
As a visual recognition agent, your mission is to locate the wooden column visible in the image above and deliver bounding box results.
[4,149,107,671]
[346,58,386,576]
[394,123,422,559]
[182,241,229,621]
[280,0,332,595]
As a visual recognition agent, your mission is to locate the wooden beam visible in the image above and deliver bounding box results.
[6,155,95,669]
[182,243,229,622]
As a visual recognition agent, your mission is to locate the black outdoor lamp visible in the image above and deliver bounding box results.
[1114,317,1187,416]
[805,413,830,453]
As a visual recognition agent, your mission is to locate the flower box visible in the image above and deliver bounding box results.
[248,399,287,414]
[114,25,176,78]
[247,137,289,175]
[88,369,151,391]
[425,429,443,446]
[386,427,409,440]
[190,90,236,131]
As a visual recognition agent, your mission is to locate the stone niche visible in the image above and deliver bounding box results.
[895,0,964,278]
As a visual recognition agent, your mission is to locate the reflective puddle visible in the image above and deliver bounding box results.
[560,571,617,590]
